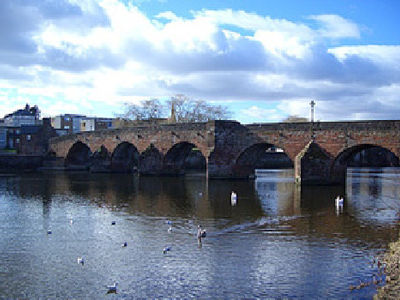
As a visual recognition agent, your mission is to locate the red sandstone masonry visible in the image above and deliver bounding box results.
[49,120,400,181]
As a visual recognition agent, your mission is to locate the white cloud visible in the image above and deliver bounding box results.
[0,0,399,122]
[156,11,180,22]
[309,14,360,39]
[328,45,400,65]
[241,106,282,122]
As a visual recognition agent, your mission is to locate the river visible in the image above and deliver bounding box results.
[0,168,399,299]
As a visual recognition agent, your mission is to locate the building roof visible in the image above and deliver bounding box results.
[54,114,87,118]
[4,104,39,119]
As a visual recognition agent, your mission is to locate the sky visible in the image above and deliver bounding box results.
[0,0,399,124]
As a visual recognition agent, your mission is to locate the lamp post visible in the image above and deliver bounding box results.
[310,100,315,123]
[310,100,316,140]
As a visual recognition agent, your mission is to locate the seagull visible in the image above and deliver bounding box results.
[47,230,52,234]
[70,219,73,225]
[106,282,118,294]
[122,242,128,247]
[111,221,116,225]
[168,226,172,233]
[163,246,171,254]
[231,191,237,206]
[77,257,84,265]
[197,225,207,244]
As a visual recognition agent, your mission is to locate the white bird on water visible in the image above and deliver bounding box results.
[106,282,118,293]
[231,191,237,206]
[335,196,344,207]
[77,257,84,265]
[197,225,207,244]
[167,220,173,232]
[335,195,344,215]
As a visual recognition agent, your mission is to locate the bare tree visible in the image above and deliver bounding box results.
[282,115,309,123]
[119,95,231,124]
[167,94,231,122]
[121,99,165,121]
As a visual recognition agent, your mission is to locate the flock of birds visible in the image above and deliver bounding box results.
[47,219,122,294]
[44,193,241,294]
[46,217,148,294]
[44,191,385,295]
[349,257,386,291]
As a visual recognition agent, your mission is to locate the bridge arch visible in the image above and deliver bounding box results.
[111,142,140,173]
[163,142,207,175]
[233,143,293,178]
[139,144,163,175]
[331,144,400,182]
[65,141,92,169]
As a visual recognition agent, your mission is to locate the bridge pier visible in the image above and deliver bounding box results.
[294,141,340,185]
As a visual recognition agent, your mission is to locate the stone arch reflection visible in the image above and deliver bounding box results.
[346,168,400,225]
[254,169,299,216]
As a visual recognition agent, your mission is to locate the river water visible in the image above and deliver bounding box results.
[0,168,399,299]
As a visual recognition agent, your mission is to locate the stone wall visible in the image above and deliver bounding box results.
[0,155,43,171]
[49,120,400,183]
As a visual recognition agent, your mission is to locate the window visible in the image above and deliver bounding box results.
[65,117,70,121]
[64,125,70,129]
[16,129,20,134]
[16,138,20,144]
[27,135,31,141]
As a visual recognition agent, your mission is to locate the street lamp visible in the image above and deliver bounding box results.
[310,100,316,123]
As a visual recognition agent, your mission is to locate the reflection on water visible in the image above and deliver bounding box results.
[347,168,400,225]
[0,168,399,299]
[255,169,300,215]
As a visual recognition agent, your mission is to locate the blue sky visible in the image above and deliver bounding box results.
[134,0,399,43]
[0,0,399,123]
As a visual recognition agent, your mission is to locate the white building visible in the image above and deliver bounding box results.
[80,117,113,132]
[51,114,86,135]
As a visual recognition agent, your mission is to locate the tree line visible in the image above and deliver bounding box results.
[119,94,232,123]
[118,94,309,125]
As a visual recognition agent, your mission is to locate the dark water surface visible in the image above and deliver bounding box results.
[1,168,399,299]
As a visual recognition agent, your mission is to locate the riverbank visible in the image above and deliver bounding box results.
[0,154,43,172]
[375,235,400,299]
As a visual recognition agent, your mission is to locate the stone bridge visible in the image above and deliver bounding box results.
[49,120,400,184]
